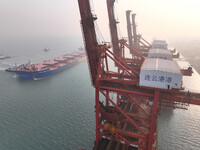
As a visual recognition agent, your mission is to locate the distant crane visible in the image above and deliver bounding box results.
[126,10,151,56]
[78,0,200,149]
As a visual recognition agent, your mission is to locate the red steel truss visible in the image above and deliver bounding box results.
[78,0,200,149]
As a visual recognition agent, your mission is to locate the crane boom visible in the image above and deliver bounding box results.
[107,0,120,57]
[78,0,99,85]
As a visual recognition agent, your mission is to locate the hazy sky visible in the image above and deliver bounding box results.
[0,0,200,42]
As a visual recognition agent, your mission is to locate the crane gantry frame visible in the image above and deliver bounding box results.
[78,0,200,149]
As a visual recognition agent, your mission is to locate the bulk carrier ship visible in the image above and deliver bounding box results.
[14,50,86,79]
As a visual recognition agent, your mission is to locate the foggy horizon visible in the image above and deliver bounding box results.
[0,0,200,43]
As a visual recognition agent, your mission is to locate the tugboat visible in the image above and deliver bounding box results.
[5,61,31,72]
[5,66,17,72]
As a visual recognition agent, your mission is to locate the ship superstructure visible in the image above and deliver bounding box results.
[78,0,200,149]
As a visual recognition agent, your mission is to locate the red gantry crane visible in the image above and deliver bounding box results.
[78,0,200,149]
[126,10,151,55]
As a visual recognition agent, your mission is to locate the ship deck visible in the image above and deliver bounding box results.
[16,50,86,72]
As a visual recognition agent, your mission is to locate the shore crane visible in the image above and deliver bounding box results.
[78,0,200,149]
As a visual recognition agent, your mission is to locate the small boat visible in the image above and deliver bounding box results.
[5,61,31,72]
[43,47,50,51]
[5,66,17,72]
[0,54,11,60]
